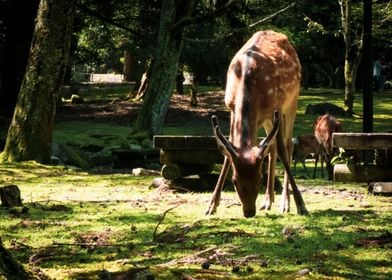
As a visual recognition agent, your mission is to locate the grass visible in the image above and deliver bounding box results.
[1,86,392,279]
[0,162,391,279]
[295,88,392,135]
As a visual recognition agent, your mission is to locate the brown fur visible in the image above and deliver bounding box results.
[207,31,308,217]
[292,134,323,178]
[313,114,342,180]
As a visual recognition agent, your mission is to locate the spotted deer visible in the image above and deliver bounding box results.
[313,114,342,180]
[207,30,308,217]
[292,134,323,178]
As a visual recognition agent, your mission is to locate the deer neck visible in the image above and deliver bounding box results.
[231,94,258,149]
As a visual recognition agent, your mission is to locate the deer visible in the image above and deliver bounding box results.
[206,30,308,218]
[313,114,342,180]
[292,134,323,178]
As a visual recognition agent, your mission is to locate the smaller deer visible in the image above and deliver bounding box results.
[313,114,342,180]
[292,134,323,178]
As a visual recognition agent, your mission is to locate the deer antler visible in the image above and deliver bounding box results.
[211,115,237,159]
[257,110,280,157]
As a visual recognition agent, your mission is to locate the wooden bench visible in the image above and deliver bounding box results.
[154,135,274,180]
[153,136,223,180]
[332,132,392,182]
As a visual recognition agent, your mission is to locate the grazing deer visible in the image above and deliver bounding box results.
[313,114,342,180]
[292,134,323,178]
[207,30,308,217]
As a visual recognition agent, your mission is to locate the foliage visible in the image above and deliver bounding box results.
[72,0,392,87]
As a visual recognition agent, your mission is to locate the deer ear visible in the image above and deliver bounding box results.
[212,115,238,159]
[257,110,280,158]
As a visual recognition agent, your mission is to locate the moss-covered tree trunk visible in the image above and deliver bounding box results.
[133,0,197,137]
[0,0,75,164]
[0,238,30,279]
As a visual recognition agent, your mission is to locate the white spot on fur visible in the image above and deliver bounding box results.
[265,76,270,81]
[267,88,274,95]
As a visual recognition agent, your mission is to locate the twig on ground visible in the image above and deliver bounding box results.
[159,245,218,267]
[51,242,134,248]
[152,205,180,241]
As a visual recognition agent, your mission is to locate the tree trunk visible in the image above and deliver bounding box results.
[0,185,22,207]
[0,0,39,116]
[123,50,133,82]
[0,237,30,279]
[362,0,373,133]
[132,0,197,138]
[0,0,76,164]
[340,0,363,115]
[134,58,155,101]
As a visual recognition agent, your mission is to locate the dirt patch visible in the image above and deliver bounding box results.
[75,229,112,250]
[356,232,392,248]
[55,91,229,130]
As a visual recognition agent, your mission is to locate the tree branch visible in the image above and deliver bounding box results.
[171,0,238,30]
[225,1,297,37]
[184,2,297,43]
[77,3,141,37]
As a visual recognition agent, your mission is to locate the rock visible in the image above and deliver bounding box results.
[130,143,143,151]
[81,143,105,153]
[141,138,153,149]
[70,94,84,104]
[305,102,346,116]
[55,143,90,170]
[59,84,79,100]
[298,268,311,276]
[132,168,160,176]
[151,177,169,188]
[89,153,115,166]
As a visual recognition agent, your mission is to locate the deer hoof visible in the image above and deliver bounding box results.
[205,204,217,216]
[297,206,309,216]
[279,206,290,214]
[259,201,272,211]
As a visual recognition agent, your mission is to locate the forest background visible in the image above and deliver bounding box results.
[0,0,391,164]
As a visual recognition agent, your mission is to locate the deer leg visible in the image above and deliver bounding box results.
[260,147,277,211]
[302,160,309,177]
[320,150,327,178]
[205,157,230,215]
[276,131,290,213]
[326,156,333,180]
[312,154,319,179]
[276,130,308,215]
[293,160,297,176]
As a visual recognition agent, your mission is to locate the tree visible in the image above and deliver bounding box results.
[132,0,200,137]
[362,0,372,132]
[0,0,39,116]
[339,0,364,114]
[133,0,280,137]
[0,0,76,163]
[0,237,30,279]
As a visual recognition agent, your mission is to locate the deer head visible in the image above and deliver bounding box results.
[212,111,279,217]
